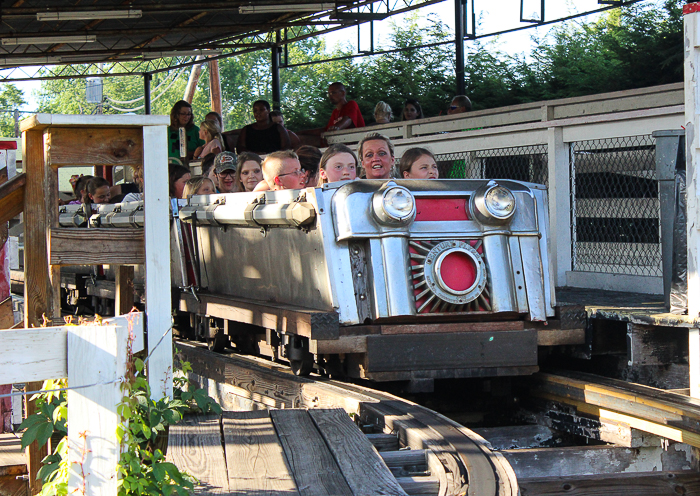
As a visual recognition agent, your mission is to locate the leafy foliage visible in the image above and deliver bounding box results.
[18,379,67,451]
[19,348,221,495]
[117,355,221,496]
[0,84,26,137]
[28,0,683,130]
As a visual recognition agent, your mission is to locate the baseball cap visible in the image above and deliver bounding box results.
[214,151,237,174]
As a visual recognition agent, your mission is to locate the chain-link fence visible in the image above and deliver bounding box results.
[434,144,549,185]
[570,135,661,276]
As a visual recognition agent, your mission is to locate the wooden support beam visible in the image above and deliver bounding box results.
[115,266,135,315]
[394,476,440,496]
[24,129,59,327]
[0,173,24,225]
[0,316,144,385]
[502,444,692,479]
[366,433,400,452]
[183,61,203,103]
[143,124,172,400]
[380,449,428,469]
[46,127,143,168]
[684,6,700,398]
[23,128,56,495]
[519,471,700,496]
[308,408,408,496]
[179,291,339,340]
[531,372,700,447]
[208,59,222,117]
[49,228,145,266]
[269,408,353,495]
[0,297,14,329]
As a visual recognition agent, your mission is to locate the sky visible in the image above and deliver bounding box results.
[12,0,616,111]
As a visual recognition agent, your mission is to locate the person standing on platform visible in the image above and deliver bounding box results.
[236,100,291,155]
[325,82,365,132]
[447,95,472,115]
[168,100,205,161]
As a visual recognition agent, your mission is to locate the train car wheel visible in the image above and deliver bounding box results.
[290,357,314,376]
[207,328,228,352]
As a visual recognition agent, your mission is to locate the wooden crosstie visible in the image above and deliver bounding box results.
[168,408,412,496]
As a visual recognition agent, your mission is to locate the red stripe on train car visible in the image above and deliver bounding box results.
[415,197,470,221]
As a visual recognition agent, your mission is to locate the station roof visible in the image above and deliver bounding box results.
[0,0,437,81]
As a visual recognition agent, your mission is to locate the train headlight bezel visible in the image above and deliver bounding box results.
[470,181,516,225]
[372,182,416,226]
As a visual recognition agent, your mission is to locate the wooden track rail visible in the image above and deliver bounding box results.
[530,371,700,448]
[176,340,518,496]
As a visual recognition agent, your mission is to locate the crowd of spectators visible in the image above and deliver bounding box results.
[63,84,469,207]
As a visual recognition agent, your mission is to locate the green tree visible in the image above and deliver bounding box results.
[35,62,213,124]
[32,0,684,133]
[347,12,455,120]
[0,84,27,137]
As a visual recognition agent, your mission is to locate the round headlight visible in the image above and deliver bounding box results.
[484,185,515,219]
[383,187,414,221]
[470,181,516,225]
[372,183,416,225]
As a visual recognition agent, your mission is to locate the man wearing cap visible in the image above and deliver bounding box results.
[261,150,307,191]
[214,151,238,193]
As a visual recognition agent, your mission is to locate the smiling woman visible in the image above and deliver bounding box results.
[357,132,395,180]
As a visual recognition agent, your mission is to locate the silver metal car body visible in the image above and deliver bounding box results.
[178,179,555,325]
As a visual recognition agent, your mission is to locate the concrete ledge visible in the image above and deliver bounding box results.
[566,271,663,295]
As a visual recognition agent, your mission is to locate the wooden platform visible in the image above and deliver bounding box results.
[0,433,27,496]
[167,409,412,496]
[556,287,699,328]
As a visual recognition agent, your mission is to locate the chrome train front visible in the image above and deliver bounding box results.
[62,178,555,385]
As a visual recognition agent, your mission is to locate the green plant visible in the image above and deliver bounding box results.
[20,347,221,495]
[116,357,221,495]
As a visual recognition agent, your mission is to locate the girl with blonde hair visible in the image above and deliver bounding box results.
[318,144,358,186]
[195,120,224,159]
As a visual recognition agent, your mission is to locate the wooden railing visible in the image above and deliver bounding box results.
[324,82,684,145]
[0,313,144,495]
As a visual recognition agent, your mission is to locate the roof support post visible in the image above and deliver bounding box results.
[144,73,152,115]
[684,3,700,398]
[272,31,281,111]
[455,0,466,96]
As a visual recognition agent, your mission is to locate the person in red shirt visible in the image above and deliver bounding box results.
[325,82,365,131]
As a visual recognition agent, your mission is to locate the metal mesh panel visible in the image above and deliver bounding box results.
[434,145,548,185]
[570,136,661,276]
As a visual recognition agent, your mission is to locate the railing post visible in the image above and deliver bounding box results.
[142,125,173,399]
[547,127,571,287]
[67,323,126,496]
[684,3,700,398]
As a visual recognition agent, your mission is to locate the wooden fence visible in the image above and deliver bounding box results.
[0,312,143,495]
